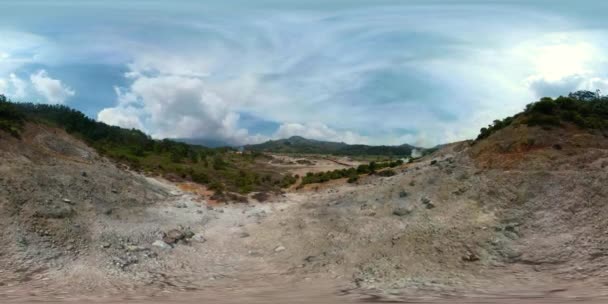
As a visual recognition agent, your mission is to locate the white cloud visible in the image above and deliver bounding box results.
[9,73,27,98]
[274,122,369,144]
[0,73,27,99]
[97,106,144,130]
[98,72,267,145]
[29,70,75,104]
[0,79,6,95]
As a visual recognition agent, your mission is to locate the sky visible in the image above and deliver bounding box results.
[2,0,608,147]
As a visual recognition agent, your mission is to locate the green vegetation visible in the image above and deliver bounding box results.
[0,95,297,195]
[299,159,403,187]
[0,95,25,138]
[245,135,418,157]
[476,90,608,141]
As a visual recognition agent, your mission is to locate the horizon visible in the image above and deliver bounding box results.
[2,1,608,146]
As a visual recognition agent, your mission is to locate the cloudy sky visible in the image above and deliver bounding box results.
[1,0,608,146]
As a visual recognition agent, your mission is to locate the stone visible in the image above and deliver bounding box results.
[183,229,195,239]
[62,198,74,205]
[126,245,148,252]
[163,229,185,244]
[421,197,435,209]
[192,234,207,243]
[101,242,111,249]
[393,207,412,216]
[152,240,172,250]
[274,245,286,252]
[175,202,188,208]
[239,232,250,238]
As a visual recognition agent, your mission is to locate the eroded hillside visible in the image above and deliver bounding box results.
[2,118,608,303]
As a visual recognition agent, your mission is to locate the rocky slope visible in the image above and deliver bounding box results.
[1,121,608,302]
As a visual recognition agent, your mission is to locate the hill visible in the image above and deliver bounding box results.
[245,135,419,156]
[0,95,297,195]
[4,91,608,300]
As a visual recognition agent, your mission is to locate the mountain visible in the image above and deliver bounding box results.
[245,136,419,156]
[173,137,233,148]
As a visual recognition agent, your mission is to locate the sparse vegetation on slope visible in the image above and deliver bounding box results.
[0,95,296,195]
[299,159,403,187]
[246,135,418,157]
[0,95,25,138]
[476,90,608,141]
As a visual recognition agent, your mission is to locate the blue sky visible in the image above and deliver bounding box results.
[2,0,608,146]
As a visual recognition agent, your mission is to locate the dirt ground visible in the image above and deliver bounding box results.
[2,123,608,303]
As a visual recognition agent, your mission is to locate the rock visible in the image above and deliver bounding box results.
[304,255,317,263]
[111,189,118,194]
[462,247,480,262]
[152,240,172,250]
[101,242,111,249]
[113,256,138,269]
[81,172,87,177]
[175,202,188,208]
[274,245,286,252]
[399,191,408,198]
[126,245,148,252]
[183,229,195,239]
[239,232,250,238]
[393,207,412,216]
[421,197,435,209]
[192,234,206,243]
[62,198,74,205]
[163,229,185,244]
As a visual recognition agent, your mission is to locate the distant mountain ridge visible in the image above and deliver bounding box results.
[245,136,420,156]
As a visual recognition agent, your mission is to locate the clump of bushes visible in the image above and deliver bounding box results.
[476,91,608,141]
[376,169,396,177]
[0,95,25,138]
[300,159,404,186]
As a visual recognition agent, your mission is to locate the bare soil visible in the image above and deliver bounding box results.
[1,123,608,303]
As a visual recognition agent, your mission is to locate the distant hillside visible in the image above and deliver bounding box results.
[245,136,419,156]
[174,137,233,148]
[0,95,297,195]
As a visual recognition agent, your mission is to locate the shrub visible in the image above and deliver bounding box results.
[347,176,359,183]
[376,169,396,177]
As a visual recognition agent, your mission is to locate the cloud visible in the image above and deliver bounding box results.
[9,73,27,98]
[0,73,27,99]
[97,106,144,130]
[29,70,75,104]
[98,72,267,145]
[273,122,369,144]
[0,79,6,94]
[11,2,608,146]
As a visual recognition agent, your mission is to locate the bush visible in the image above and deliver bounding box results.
[376,169,396,177]
[347,176,359,183]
